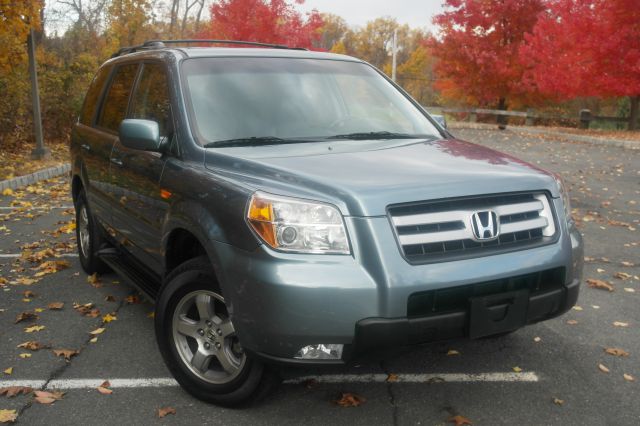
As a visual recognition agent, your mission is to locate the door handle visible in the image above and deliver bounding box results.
[110,158,123,167]
[81,144,91,151]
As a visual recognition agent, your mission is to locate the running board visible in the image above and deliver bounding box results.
[97,249,161,301]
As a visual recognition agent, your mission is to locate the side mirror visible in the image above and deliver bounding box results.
[119,119,161,151]
[432,114,447,129]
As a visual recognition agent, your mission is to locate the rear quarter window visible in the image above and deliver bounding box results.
[79,65,112,126]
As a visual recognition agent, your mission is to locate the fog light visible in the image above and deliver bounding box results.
[294,344,343,360]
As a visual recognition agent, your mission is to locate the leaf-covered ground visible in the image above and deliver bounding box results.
[0,142,67,181]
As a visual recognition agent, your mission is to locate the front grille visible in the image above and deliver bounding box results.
[407,267,565,318]
[388,192,557,264]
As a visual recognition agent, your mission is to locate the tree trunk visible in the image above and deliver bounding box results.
[629,95,640,131]
[497,97,507,129]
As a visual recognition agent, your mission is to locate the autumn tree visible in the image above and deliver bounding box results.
[430,0,545,110]
[521,0,640,130]
[315,13,348,51]
[200,0,323,49]
[107,0,154,48]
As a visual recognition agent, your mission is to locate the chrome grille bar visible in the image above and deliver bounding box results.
[388,192,558,263]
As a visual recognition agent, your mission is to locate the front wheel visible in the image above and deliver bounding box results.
[155,256,278,406]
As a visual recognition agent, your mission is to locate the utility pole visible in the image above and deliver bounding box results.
[27,27,50,160]
[391,28,398,82]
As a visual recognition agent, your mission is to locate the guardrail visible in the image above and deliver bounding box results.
[426,107,630,130]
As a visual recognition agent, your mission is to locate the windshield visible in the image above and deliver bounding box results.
[182,57,442,146]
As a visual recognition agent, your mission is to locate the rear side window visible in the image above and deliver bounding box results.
[79,65,112,125]
[130,63,172,136]
[97,63,139,132]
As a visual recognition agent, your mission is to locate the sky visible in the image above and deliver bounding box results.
[300,0,445,31]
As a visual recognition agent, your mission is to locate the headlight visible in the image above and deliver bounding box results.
[247,192,350,254]
[553,174,572,223]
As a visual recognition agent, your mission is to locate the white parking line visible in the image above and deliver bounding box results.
[0,372,539,390]
[0,253,79,259]
[0,205,73,211]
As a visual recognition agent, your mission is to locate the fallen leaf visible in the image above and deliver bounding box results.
[0,386,32,397]
[2,188,14,196]
[0,409,17,423]
[47,302,64,310]
[89,337,98,343]
[18,354,31,359]
[87,273,101,287]
[16,341,47,351]
[3,368,12,375]
[157,407,176,418]
[125,295,140,304]
[73,302,100,318]
[33,390,64,404]
[14,312,38,324]
[624,373,635,382]
[97,380,112,395]
[334,392,365,407]
[22,291,35,298]
[52,349,78,361]
[553,397,564,406]
[621,261,635,267]
[104,295,116,302]
[447,349,460,356]
[89,328,105,335]
[596,268,605,273]
[586,279,614,292]
[572,306,583,311]
[598,363,610,373]
[24,325,45,333]
[513,366,522,373]
[613,321,629,327]
[614,272,632,280]
[34,308,44,313]
[533,336,542,342]
[102,313,116,323]
[147,312,155,319]
[605,348,629,357]
[567,320,578,325]
[386,373,399,382]
[447,415,473,425]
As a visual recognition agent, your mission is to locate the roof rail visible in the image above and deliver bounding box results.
[111,39,307,58]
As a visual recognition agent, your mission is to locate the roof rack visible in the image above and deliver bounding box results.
[111,39,307,58]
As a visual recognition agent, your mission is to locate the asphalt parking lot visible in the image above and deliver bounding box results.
[0,127,638,425]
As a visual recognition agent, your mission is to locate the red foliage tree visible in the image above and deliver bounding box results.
[430,0,546,110]
[200,0,323,49]
[521,0,640,129]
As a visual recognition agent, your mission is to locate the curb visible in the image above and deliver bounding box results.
[0,163,71,193]
[449,122,640,150]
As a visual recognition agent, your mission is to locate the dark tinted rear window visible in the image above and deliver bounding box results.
[97,63,139,132]
[79,65,112,126]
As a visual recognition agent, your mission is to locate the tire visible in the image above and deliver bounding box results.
[74,189,110,275]
[155,256,279,407]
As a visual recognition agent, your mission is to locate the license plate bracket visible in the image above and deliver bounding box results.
[469,289,529,339]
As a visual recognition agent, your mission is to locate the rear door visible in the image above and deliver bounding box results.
[109,62,174,273]
[90,62,140,225]
[73,64,113,224]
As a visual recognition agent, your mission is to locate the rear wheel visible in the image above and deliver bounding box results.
[74,189,109,274]
[155,256,278,406]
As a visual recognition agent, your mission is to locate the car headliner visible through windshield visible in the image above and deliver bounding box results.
[181,57,442,147]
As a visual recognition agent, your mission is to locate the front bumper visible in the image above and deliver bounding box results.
[209,204,583,365]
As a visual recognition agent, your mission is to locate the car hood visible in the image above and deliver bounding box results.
[204,138,559,217]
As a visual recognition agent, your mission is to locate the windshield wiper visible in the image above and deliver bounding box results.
[325,131,431,140]
[204,136,309,148]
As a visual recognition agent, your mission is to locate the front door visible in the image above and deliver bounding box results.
[109,62,174,274]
